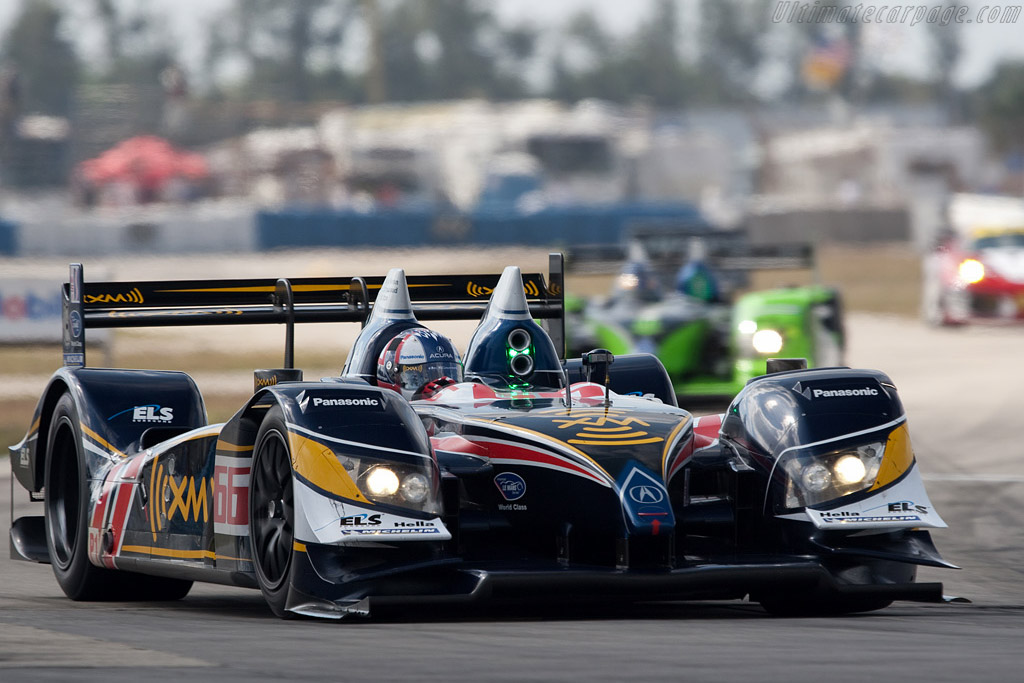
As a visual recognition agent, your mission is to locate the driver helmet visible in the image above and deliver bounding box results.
[377,328,463,400]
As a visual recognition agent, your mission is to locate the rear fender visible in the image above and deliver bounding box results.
[10,367,207,492]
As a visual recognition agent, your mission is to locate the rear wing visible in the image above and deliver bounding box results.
[62,253,565,367]
[566,226,815,296]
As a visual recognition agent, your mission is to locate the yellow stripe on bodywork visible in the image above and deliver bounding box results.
[286,431,368,502]
[156,284,348,294]
[156,283,441,295]
[568,436,664,446]
[149,454,159,540]
[120,545,246,562]
[293,542,307,553]
[218,441,254,452]
[660,417,692,474]
[870,423,915,491]
[80,423,126,459]
[473,419,613,483]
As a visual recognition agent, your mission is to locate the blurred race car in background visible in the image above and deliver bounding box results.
[567,228,845,399]
[923,194,1024,325]
[9,255,952,620]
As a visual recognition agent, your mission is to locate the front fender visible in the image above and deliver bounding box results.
[226,380,447,547]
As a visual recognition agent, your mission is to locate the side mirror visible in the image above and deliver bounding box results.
[766,358,807,374]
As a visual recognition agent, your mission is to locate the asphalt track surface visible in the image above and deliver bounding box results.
[3,311,1024,681]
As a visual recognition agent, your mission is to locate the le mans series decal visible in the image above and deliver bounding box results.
[494,472,527,511]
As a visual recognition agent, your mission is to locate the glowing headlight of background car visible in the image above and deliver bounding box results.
[752,329,784,354]
[738,320,785,355]
[958,258,985,285]
[780,441,885,508]
[337,453,439,513]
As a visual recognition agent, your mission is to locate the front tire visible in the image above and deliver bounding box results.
[250,406,296,618]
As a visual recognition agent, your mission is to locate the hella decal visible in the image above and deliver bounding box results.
[494,472,526,501]
[108,404,174,423]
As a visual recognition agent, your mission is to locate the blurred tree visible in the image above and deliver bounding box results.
[373,0,534,102]
[699,0,773,104]
[549,0,704,106]
[977,61,1024,157]
[928,14,962,122]
[83,0,175,84]
[0,0,80,116]
[205,0,359,103]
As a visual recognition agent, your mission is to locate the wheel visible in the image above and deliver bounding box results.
[45,393,195,602]
[44,393,116,600]
[250,406,296,618]
[923,289,952,327]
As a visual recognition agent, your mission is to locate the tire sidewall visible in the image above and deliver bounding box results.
[44,393,107,600]
[249,406,295,618]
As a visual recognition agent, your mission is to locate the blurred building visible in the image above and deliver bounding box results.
[755,120,994,247]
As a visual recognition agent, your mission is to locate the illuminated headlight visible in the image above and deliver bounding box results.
[958,258,985,285]
[338,454,440,513]
[364,467,400,497]
[617,273,639,290]
[782,441,884,508]
[833,454,867,485]
[751,329,784,354]
[737,319,758,335]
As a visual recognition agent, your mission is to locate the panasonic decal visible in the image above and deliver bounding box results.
[811,387,879,399]
[312,397,380,407]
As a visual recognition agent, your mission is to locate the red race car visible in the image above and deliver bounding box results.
[923,227,1024,325]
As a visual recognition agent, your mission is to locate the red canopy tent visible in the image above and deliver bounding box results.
[78,135,209,201]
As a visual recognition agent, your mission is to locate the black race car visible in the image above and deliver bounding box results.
[9,256,954,619]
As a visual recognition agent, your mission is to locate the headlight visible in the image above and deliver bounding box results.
[364,467,400,497]
[958,258,985,285]
[781,441,884,508]
[737,319,758,335]
[617,273,639,290]
[752,329,784,354]
[338,454,440,513]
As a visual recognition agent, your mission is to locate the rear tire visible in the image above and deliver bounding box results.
[250,406,296,618]
[45,393,196,602]
[44,393,116,600]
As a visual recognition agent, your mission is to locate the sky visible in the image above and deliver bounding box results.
[2,0,1024,89]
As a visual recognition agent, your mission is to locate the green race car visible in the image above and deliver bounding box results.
[567,242,845,399]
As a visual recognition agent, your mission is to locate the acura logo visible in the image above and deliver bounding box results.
[628,485,664,504]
